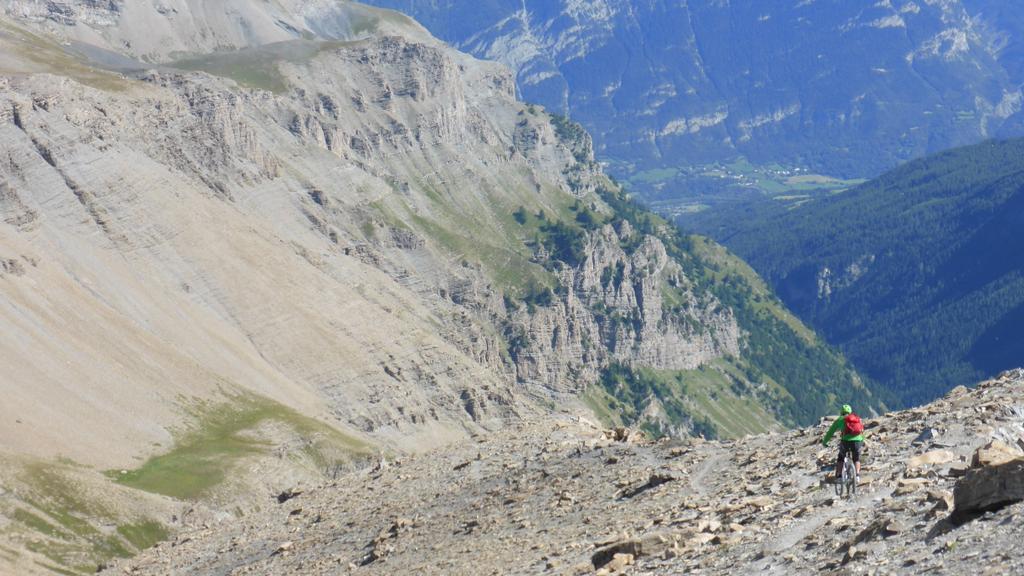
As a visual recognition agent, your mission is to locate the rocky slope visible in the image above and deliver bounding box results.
[109,369,1024,575]
[0,2,877,574]
[363,0,1024,198]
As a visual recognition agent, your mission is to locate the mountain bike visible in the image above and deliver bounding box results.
[835,456,857,498]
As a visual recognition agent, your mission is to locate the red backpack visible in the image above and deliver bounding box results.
[844,413,864,436]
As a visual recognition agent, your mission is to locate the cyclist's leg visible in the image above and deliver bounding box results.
[851,441,862,477]
[836,442,848,481]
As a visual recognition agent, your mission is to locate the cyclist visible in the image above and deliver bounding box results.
[822,404,864,482]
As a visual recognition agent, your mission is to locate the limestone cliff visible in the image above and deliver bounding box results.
[0,5,748,466]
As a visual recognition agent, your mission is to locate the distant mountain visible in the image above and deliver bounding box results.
[362,0,1024,200]
[688,138,1024,406]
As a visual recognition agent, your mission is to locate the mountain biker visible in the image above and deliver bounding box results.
[822,404,864,482]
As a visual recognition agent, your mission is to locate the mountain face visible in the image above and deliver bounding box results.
[0,2,877,573]
[112,370,1024,576]
[686,137,1024,407]
[361,0,1024,198]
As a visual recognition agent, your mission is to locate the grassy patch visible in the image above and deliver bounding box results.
[581,386,625,428]
[593,362,784,440]
[13,509,64,540]
[347,5,418,36]
[168,39,357,93]
[116,520,169,551]
[7,463,170,575]
[0,21,129,91]
[110,394,372,500]
[171,50,293,93]
[0,545,19,562]
[404,197,558,298]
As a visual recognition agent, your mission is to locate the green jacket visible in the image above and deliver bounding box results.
[822,415,865,445]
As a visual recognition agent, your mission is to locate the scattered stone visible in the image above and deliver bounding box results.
[276,489,303,504]
[688,533,716,547]
[709,533,732,546]
[843,545,867,564]
[742,495,774,510]
[912,428,938,445]
[883,520,906,536]
[99,372,1024,576]
[894,477,929,495]
[618,472,675,499]
[637,531,677,556]
[927,490,954,511]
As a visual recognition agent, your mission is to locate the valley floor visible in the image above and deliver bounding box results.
[108,371,1024,575]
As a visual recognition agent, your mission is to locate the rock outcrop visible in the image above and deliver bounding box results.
[509,222,739,393]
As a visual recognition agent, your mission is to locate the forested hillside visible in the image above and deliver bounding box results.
[689,138,1024,405]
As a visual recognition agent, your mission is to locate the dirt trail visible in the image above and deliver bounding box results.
[763,483,895,558]
[689,446,731,496]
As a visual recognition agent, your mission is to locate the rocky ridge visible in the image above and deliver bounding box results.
[109,369,1024,575]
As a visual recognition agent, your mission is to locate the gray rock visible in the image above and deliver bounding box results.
[953,460,1024,525]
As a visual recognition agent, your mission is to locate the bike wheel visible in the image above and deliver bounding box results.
[844,459,857,498]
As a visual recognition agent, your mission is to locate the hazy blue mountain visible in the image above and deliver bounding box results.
[362,0,1024,202]
[686,137,1024,406]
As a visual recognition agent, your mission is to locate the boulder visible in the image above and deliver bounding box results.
[591,539,641,570]
[742,495,775,510]
[908,450,956,469]
[595,553,634,574]
[637,531,677,556]
[952,459,1024,524]
[942,462,971,478]
[971,440,1022,468]
[604,427,639,443]
[894,477,929,495]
